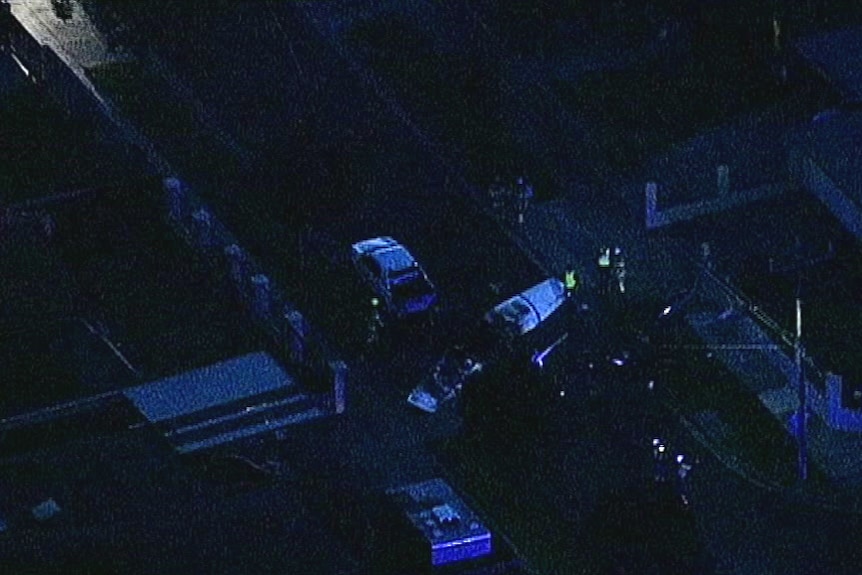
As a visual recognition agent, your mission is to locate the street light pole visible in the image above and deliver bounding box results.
[768,239,834,482]
[691,241,828,483]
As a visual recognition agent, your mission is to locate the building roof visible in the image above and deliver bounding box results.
[124,352,295,423]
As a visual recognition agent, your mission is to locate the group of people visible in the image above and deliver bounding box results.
[652,437,695,509]
[488,175,534,224]
[562,245,627,302]
[597,246,626,295]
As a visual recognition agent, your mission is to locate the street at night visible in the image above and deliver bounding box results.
[3,1,862,574]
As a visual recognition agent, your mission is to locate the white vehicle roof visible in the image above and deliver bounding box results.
[351,236,418,274]
[484,278,566,336]
[407,388,439,413]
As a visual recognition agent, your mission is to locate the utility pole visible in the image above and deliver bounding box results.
[770,239,834,482]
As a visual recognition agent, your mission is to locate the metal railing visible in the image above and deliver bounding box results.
[693,260,830,394]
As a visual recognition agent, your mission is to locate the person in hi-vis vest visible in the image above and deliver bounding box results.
[564,266,579,299]
[597,247,611,295]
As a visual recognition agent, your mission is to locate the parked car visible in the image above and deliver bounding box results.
[351,236,438,319]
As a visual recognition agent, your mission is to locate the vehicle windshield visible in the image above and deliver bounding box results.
[392,274,434,300]
[502,299,532,322]
[390,265,420,281]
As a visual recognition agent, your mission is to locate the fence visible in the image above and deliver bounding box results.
[644,177,790,230]
[696,263,827,387]
[164,178,347,414]
[691,262,862,431]
[786,148,862,431]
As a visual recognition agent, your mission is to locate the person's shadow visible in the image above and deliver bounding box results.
[51,0,74,22]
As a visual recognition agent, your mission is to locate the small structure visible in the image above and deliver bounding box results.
[644,177,786,230]
[384,478,493,568]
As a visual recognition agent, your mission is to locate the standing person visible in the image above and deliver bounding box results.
[40,212,55,244]
[772,12,782,53]
[771,12,788,85]
[675,454,694,508]
[597,246,612,296]
[612,246,626,294]
[489,175,505,212]
[365,297,384,353]
[700,241,713,271]
[514,176,534,225]
[652,438,671,484]
[564,265,579,299]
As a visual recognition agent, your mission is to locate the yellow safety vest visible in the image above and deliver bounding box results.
[564,271,578,290]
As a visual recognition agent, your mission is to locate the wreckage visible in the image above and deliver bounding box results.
[408,278,567,413]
